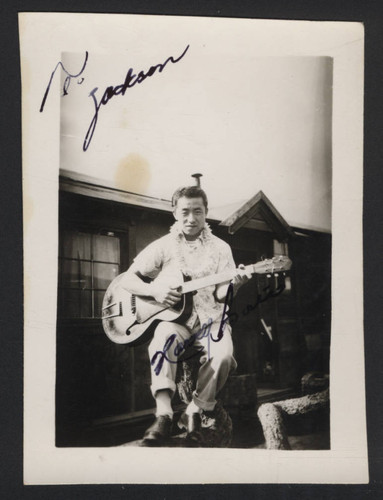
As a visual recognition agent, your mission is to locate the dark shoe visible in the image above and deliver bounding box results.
[140,415,172,447]
[203,408,216,419]
[185,413,203,446]
[202,408,217,426]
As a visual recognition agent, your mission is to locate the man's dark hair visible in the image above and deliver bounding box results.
[172,186,208,210]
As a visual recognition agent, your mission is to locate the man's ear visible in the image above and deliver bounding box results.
[173,208,178,220]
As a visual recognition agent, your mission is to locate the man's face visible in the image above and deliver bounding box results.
[174,196,207,239]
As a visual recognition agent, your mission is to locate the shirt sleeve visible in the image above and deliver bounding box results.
[213,240,236,302]
[131,239,164,280]
[217,241,236,274]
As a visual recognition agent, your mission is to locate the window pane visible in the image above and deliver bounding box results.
[61,259,92,289]
[60,289,92,318]
[62,231,91,260]
[94,263,119,289]
[273,239,288,257]
[93,234,120,263]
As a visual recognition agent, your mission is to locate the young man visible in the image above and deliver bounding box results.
[121,186,250,446]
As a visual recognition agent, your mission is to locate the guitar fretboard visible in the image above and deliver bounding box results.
[179,256,290,294]
[180,265,256,294]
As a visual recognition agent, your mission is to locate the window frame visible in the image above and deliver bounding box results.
[57,204,132,328]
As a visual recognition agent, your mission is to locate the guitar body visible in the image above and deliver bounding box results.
[102,271,193,345]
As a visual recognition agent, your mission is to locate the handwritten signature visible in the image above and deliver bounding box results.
[40,45,190,151]
[151,280,286,375]
[151,319,214,376]
[40,52,89,113]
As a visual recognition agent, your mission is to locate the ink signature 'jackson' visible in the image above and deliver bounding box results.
[40,45,190,151]
[151,280,286,376]
[83,45,189,151]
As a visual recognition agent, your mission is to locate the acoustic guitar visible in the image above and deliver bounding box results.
[102,256,292,345]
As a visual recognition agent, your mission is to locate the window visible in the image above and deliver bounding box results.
[273,239,288,257]
[58,230,121,319]
[273,239,291,291]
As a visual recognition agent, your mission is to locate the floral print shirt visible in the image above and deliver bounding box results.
[132,222,236,328]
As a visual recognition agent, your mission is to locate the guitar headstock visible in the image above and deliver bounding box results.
[252,256,292,275]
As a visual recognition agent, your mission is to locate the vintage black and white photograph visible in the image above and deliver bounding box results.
[21,13,366,484]
[56,53,331,451]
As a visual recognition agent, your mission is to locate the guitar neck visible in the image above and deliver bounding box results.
[179,256,291,294]
[181,264,256,294]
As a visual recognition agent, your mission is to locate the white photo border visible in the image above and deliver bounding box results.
[20,12,366,484]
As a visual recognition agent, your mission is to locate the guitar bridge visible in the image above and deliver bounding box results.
[102,301,122,319]
[131,294,136,314]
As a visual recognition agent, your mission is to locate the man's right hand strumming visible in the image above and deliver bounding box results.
[149,282,182,307]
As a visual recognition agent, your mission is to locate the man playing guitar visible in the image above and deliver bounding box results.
[120,185,251,446]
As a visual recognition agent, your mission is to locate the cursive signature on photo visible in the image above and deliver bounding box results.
[151,280,286,376]
[40,45,190,151]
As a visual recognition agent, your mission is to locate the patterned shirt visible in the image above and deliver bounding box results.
[131,222,236,328]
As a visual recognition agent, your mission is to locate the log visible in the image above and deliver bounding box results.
[257,402,291,450]
[257,389,329,450]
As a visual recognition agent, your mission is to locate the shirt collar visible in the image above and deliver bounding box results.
[169,221,213,243]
